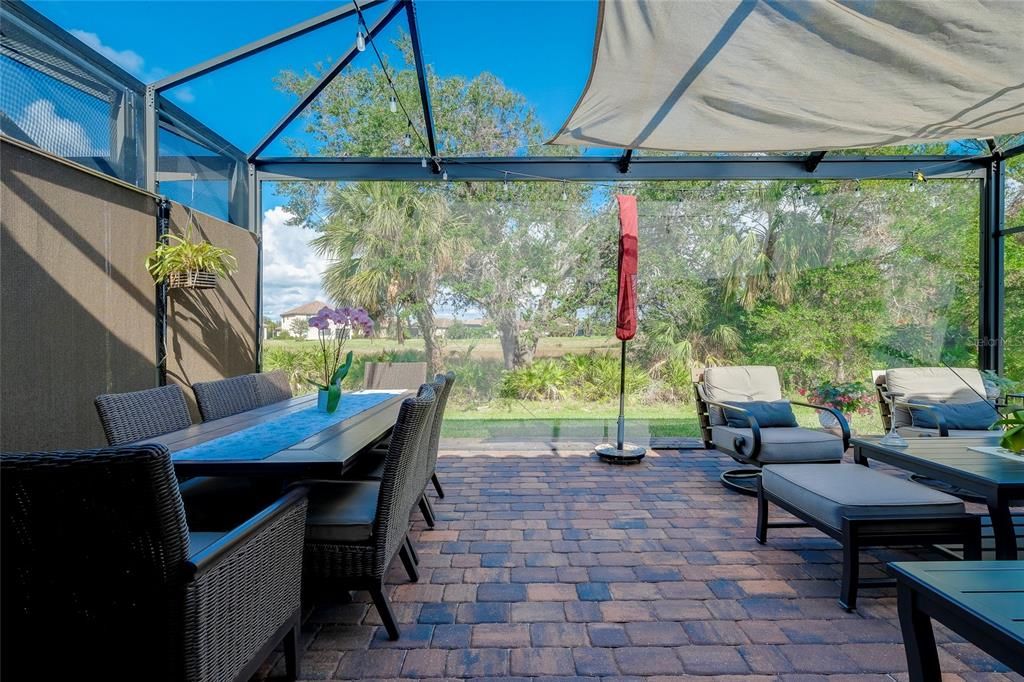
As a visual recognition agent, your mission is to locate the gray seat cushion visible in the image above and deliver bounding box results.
[762,463,965,531]
[899,426,996,438]
[702,366,783,425]
[711,426,844,463]
[305,481,380,543]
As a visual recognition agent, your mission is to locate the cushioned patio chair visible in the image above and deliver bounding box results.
[364,361,428,390]
[874,367,1003,437]
[694,365,849,494]
[300,386,437,640]
[192,374,260,422]
[353,373,455,527]
[96,384,278,529]
[253,369,293,407]
[1,444,308,681]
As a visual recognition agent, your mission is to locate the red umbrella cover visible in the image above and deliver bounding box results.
[615,194,638,341]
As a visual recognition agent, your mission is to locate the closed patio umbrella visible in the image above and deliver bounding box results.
[596,195,645,463]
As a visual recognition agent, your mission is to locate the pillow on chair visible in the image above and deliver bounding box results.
[723,400,798,428]
[908,400,999,430]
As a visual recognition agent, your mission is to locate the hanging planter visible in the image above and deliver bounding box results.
[167,269,219,290]
[145,217,237,291]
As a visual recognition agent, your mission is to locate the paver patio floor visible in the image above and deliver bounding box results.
[258,446,1022,681]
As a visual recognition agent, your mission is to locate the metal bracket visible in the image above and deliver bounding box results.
[804,150,826,173]
[617,149,633,174]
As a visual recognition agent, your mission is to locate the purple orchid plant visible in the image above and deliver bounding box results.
[307,306,374,413]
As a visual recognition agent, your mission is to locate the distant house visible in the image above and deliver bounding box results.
[280,300,330,341]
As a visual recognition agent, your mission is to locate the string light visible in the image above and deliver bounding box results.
[503,172,510,194]
[403,130,412,148]
[561,181,568,201]
[356,30,366,52]
[442,168,449,181]
[421,158,428,168]
[389,95,398,113]
[854,180,862,196]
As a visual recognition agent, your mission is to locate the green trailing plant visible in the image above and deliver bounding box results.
[994,409,1024,454]
[145,219,238,284]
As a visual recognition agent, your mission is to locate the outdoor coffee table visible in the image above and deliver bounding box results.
[892,561,1023,681]
[852,436,1024,560]
[149,390,411,478]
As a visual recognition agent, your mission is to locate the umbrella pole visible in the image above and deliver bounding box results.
[596,339,645,463]
[616,339,626,449]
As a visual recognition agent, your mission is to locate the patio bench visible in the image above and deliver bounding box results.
[756,463,981,611]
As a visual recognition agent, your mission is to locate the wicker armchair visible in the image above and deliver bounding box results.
[95,385,192,445]
[1,444,308,681]
[253,370,293,407]
[301,386,437,640]
[192,375,260,422]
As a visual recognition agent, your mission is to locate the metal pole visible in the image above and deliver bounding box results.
[617,339,626,449]
[155,197,170,385]
[979,157,1005,374]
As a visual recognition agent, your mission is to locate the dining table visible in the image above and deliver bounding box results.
[146,389,412,478]
[852,435,1024,560]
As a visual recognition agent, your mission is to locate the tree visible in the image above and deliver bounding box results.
[311,182,464,374]
[289,318,309,339]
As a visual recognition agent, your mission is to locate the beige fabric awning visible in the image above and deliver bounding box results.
[551,0,1024,153]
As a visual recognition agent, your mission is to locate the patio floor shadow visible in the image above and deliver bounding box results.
[256,447,1022,681]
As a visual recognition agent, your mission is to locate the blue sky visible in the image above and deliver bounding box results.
[26,0,599,317]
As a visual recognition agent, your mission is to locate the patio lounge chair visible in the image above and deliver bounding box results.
[353,373,455,526]
[95,384,279,528]
[253,369,294,406]
[364,361,428,390]
[1,444,309,681]
[874,367,1004,438]
[694,366,849,494]
[299,386,437,640]
[192,374,260,421]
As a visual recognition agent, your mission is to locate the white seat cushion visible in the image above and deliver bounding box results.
[711,425,844,463]
[762,463,964,531]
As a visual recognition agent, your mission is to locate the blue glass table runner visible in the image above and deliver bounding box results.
[172,391,401,461]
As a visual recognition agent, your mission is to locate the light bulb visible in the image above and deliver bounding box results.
[389,95,397,113]
[503,173,509,194]
[561,182,568,201]
[421,157,428,168]
[442,169,449,181]
[403,132,412,147]
[909,181,917,193]
[854,181,862,196]
[356,30,366,52]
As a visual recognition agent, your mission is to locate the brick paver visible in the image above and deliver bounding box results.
[256,446,1021,681]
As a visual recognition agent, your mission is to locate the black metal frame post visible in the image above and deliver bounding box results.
[979,157,1005,374]
[155,197,171,386]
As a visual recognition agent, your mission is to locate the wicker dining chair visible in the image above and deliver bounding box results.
[1,444,308,682]
[253,369,293,407]
[95,383,278,529]
[300,386,437,640]
[192,375,260,422]
[353,373,455,527]
[95,384,192,445]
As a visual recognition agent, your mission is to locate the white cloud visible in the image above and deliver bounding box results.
[171,86,196,104]
[70,29,146,77]
[69,29,189,102]
[16,99,103,157]
[261,206,332,319]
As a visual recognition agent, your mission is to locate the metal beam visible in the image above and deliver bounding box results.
[1002,142,1024,160]
[152,0,389,91]
[978,157,1005,373]
[404,0,437,165]
[248,0,406,161]
[804,150,826,173]
[255,154,986,182]
[618,149,634,174]
[999,224,1024,237]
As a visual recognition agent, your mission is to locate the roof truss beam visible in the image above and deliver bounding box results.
[404,0,438,167]
[247,0,407,161]
[255,155,986,182]
[153,0,390,92]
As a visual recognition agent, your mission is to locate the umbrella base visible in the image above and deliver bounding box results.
[595,443,646,464]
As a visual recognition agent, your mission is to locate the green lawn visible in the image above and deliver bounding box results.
[441,398,885,440]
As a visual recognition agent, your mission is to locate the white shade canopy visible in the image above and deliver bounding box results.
[551,0,1024,153]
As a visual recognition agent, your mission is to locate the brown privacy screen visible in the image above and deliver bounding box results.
[0,138,258,449]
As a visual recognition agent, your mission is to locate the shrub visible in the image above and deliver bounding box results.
[499,359,568,400]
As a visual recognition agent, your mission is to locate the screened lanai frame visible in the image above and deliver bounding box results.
[4,0,1021,375]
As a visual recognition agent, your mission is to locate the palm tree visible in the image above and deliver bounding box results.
[311,182,464,374]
